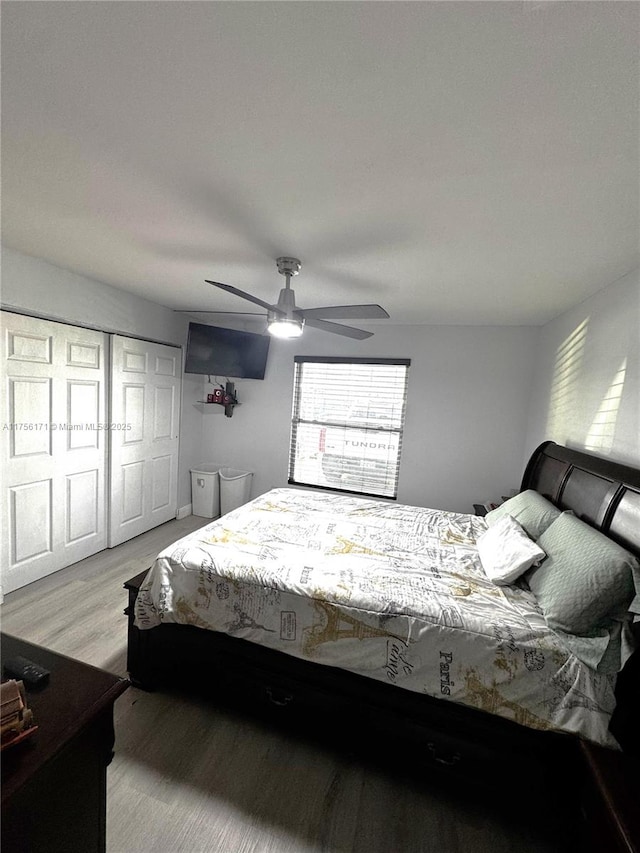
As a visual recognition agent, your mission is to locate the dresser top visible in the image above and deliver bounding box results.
[1,633,129,802]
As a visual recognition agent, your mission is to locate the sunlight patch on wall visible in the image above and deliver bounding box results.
[584,358,627,454]
[546,318,589,441]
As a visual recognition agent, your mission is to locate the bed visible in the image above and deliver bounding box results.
[124,441,640,786]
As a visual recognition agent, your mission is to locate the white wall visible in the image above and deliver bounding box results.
[525,269,639,468]
[196,323,539,513]
[1,247,201,508]
[7,244,635,522]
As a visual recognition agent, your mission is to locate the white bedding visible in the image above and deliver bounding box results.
[135,488,619,748]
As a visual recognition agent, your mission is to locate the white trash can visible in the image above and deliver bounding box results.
[191,464,221,518]
[219,468,253,515]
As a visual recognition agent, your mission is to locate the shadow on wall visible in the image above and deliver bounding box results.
[546,317,589,440]
[584,358,628,454]
[546,317,631,457]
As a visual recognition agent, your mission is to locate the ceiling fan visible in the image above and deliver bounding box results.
[180,257,389,339]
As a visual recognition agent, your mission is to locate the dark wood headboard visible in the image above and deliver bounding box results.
[522,441,640,563]
[522,442,640,755]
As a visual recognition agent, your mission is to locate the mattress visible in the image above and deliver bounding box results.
[135,487,618,748]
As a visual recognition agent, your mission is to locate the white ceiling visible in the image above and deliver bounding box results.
[2,1,638,327]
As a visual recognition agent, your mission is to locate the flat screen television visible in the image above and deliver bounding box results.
[184,322,270,380]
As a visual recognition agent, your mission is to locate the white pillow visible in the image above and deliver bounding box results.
[477,514,546,585]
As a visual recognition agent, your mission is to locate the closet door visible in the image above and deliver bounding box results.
[109,336,181,547]
[1,313,107,594]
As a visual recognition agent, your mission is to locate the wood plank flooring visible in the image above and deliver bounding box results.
[2,517,580,853]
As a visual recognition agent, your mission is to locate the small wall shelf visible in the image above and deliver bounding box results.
[194,402,223,414]
[195,381,238,417]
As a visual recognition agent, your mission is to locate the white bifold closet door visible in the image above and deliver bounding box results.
[108,335,181,547]
[1,312,108,594]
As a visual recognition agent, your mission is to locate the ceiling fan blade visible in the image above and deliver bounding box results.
[300,304,389,321]
[304,317,373,339]
[205,280,276,312]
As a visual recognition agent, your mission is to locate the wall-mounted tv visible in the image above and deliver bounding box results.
[184,322,270,380]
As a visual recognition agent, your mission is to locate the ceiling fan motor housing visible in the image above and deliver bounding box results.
[276,287,297,311]
[274,257,301,321]
[269,288,303,325]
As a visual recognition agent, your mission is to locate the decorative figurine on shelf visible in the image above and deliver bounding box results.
[206,382,238,417]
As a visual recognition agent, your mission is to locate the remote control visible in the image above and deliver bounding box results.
[3,655,50,688]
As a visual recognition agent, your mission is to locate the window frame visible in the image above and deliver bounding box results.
[288,356,410,499]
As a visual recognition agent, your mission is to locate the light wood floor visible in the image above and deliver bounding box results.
[2,518,579,853]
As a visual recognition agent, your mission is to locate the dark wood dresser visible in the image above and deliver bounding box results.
[1,634,129,853]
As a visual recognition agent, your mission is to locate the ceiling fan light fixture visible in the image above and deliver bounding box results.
[202,256,388,340]
[267,315,304,338]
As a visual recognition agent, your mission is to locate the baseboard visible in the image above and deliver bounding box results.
[176,503,192,520]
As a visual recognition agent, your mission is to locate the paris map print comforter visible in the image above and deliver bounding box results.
[135,488,619,747]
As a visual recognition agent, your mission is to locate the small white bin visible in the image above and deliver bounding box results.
[191,464,221,518]
[219,468,253,515]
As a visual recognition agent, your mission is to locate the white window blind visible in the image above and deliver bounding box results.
[288,357,410,499]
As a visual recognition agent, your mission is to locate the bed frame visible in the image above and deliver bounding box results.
[124,441,640,788]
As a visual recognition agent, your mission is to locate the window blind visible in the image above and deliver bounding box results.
[288,357,410,499]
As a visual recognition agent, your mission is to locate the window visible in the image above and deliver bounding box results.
[288,357,410,499]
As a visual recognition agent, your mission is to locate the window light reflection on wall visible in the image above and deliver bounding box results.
[546,318,589,440]
[584,358,627,453]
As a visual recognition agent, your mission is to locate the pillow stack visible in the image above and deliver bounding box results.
[476,489,559,585]
[476,514,545,585]
[477,490,640,673]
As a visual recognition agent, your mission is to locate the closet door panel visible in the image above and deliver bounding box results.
[1,312,107,593]
[109,336,181,547]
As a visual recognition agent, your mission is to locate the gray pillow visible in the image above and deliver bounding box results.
[527,512,640,637]
[485,490,561,540]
